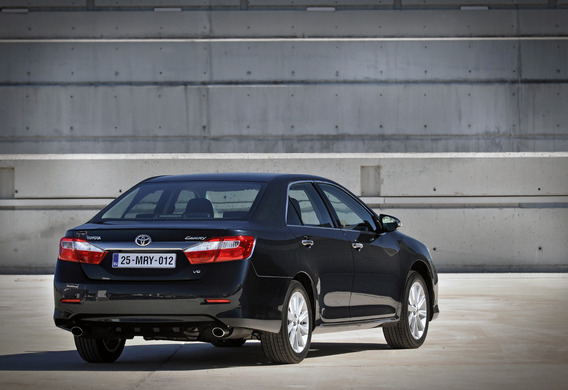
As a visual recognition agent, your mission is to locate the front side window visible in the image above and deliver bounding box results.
[319,184,377,232]
[97,181,264,221]
[288,183,333,228]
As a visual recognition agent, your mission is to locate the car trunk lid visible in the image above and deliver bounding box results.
[69,222,237,281]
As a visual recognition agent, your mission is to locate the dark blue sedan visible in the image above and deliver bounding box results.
[54,173,439,364]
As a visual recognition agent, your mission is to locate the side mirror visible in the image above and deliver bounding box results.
[379,214,402,233]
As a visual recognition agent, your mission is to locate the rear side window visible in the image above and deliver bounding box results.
[97,181,264,221]
[288,183,333,228]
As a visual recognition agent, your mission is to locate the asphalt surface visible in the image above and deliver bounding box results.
[0,274,566,390]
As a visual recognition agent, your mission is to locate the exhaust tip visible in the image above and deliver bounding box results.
[71,326,84,337]
[212,327,229,338]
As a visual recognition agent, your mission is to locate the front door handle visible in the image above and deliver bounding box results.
[352,242,364,251]
[302,239,314,248]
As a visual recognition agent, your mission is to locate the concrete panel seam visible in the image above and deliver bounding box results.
[0,198,113,209]
[2,37,568,43]
[363,196,568,209]
[1,152,567,159]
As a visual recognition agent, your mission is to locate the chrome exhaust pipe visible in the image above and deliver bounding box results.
[71,326,84,337]
[211,327,230,338]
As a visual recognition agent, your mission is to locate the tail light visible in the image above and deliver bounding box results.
[184,236,255,265]
[59,237,107,264]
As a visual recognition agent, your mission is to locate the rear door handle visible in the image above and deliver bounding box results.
[352,242,364,251]
[302,239,314,248]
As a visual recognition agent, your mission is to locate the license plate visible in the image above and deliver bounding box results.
[112,253,176,269]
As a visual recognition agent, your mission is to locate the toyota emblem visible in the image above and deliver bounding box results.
[135,234,152,247]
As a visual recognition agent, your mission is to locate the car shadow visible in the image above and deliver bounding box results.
[308,341,391,359]
[0,341,392,371]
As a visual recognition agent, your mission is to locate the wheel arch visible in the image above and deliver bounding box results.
[410,260,436,321]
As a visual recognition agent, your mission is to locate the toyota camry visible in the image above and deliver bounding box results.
[54,173,439,364]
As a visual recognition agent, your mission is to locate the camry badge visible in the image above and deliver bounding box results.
[135,234,152,247]
[185,236,206,241]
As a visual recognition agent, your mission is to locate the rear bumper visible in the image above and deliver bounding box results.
[53,259,288,337]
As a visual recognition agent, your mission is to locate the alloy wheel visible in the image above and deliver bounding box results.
[287,291,310,353]
[407,280,428,340]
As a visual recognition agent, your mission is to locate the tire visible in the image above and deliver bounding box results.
[383,271,430,349]
[261,280,312,364]
[210,339,246,348]
[74,336,126,363]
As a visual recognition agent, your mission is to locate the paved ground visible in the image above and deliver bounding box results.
[0,274,566,390]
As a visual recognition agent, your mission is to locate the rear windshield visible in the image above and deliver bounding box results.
[95,181,265,221]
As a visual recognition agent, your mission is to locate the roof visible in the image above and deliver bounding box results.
[144,172,330,183]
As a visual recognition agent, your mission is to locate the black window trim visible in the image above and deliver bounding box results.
[287,195,304,225]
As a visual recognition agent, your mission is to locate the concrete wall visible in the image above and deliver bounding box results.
[1,6,567,153]
[0,153,566,273]
[0,3,567,272]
